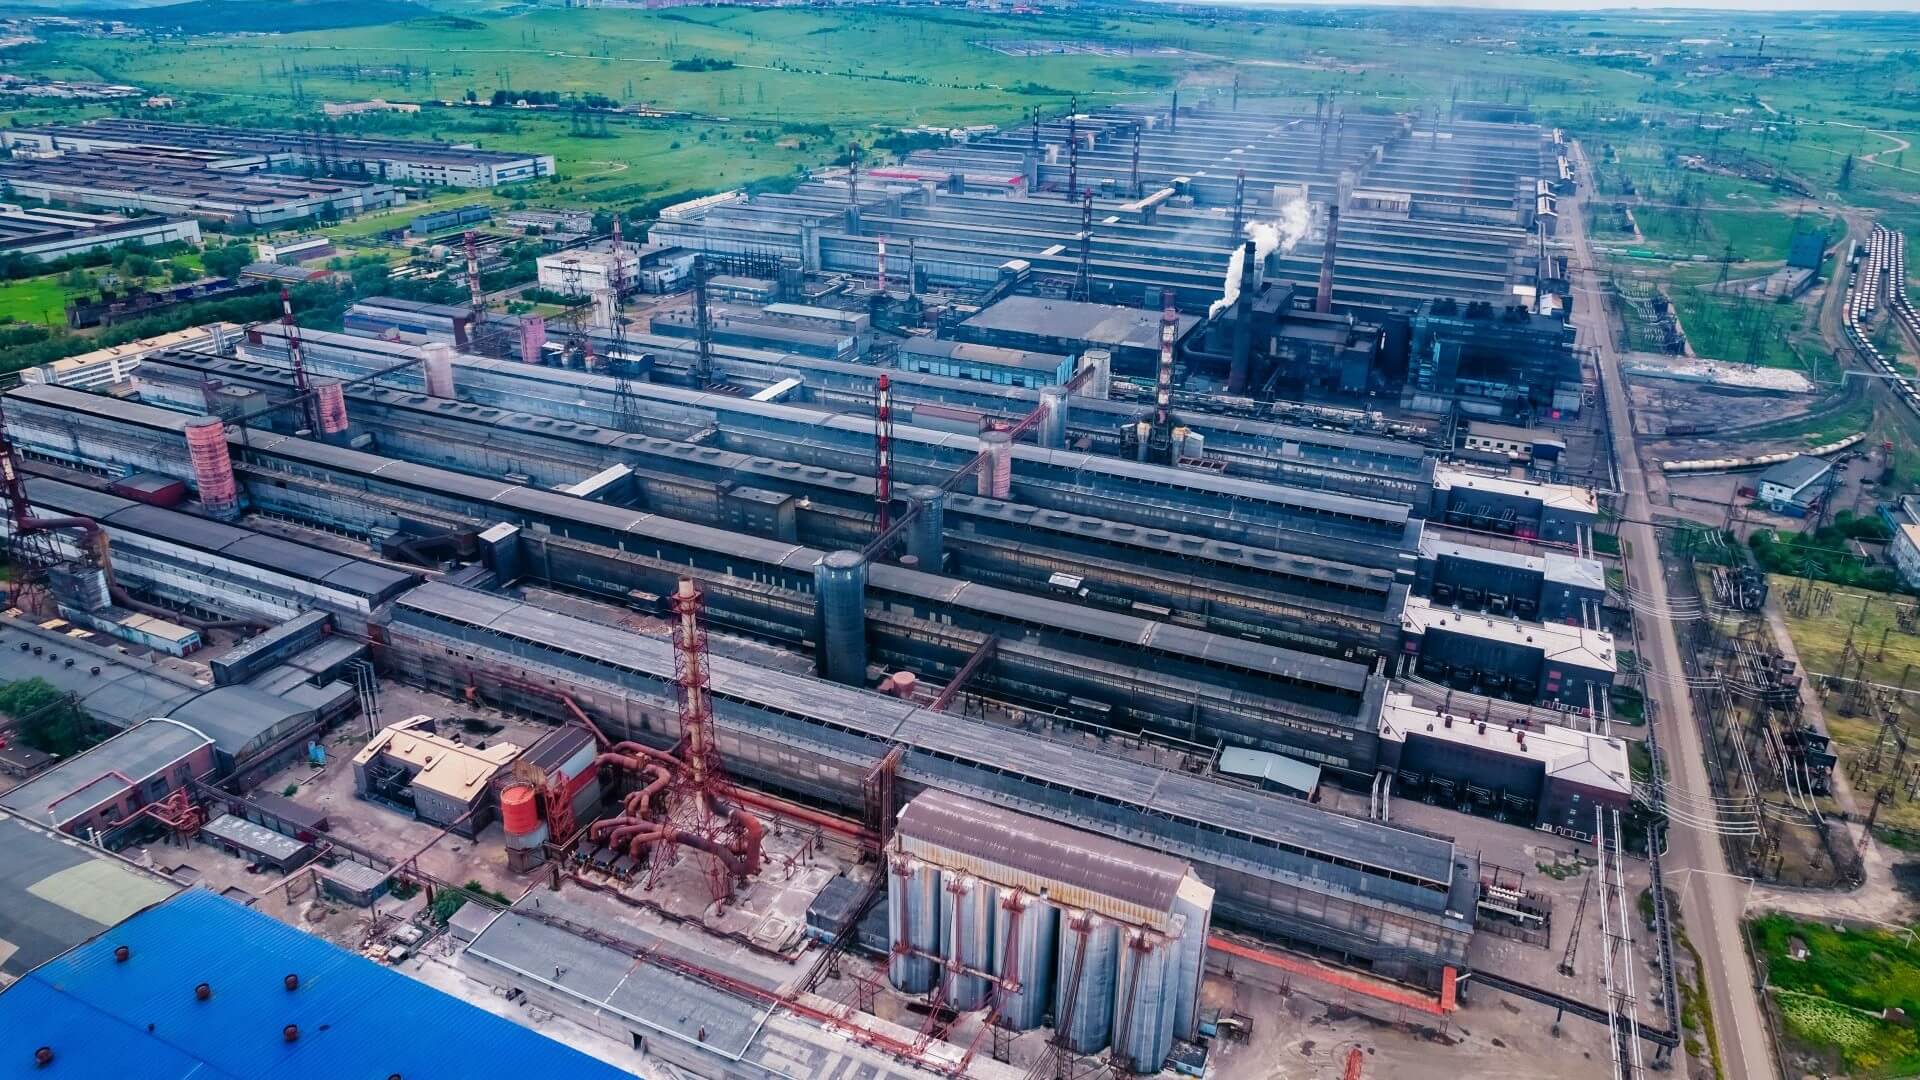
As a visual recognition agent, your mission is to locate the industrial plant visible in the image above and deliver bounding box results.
[0,95,1655,1080]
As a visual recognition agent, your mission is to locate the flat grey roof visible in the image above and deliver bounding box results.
[466,893,771,1059]
[0,810,180,979]
[0,719,212,827]
[1759,453,1832,494]
[200,813,309,862]
[959,296,1202,350]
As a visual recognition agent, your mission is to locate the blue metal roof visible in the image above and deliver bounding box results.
[0,889,638,1080]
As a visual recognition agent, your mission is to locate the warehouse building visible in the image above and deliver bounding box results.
[1757,454,1833,516]
[895,336,1075,388]
[0,147,400,227]
[0,889,636,1077]
[1398,595,1617,710]
[3,118,555,187]
[955,296,1201,376]
[0,205,200,263]
[11,476,420,634]
[1376,692,1632,838]
[0,718,214,839]
[409,204,492,237]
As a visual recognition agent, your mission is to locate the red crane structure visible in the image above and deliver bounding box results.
[580,578,764,905]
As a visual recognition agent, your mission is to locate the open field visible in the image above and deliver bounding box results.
[1751,914,1920,1079]
[0,275,87,326]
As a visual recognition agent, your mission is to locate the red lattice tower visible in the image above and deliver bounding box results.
[642,577,741,902]
[280,288,318,434]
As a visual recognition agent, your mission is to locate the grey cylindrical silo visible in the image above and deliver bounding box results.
[887,856,943,993]
[1111,924,1181,1075]
[941,874,997,1011]
[1055,909,1119,1053]
[992,890,1059,1031]
[815,550,868,685]
[1077,349,1112,398]
[1170,887,1212,1040]
[1133,420,1152,463]
[904,485,945,572]
[1037,386,1067,449]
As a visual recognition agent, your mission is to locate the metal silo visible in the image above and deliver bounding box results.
[1077,349,1112,399]
[903,485,945,572]
[941,874,996,1010]
[1111,924,1180,1075]
[992,890,1058,1031]
[1170,879,1214,1040]
[1037,386,1067,449]
[887,855,942,994]
[814,550,868,685]
[977,431,1013,499]
[1054,909,1119,1053]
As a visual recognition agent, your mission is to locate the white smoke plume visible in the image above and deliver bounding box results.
[1209,196,1313,319]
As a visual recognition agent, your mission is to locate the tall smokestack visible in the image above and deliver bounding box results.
[1229,240,1258,395]
[1316,205,1340,315]
[1155,289,1176,456]
[185,417,239,520]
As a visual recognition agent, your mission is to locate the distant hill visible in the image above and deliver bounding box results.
[99,0,433,32]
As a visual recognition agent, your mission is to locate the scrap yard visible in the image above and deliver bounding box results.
[0,86,1804,1080]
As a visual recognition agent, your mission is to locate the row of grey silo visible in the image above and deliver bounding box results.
[884,789,1214,1074]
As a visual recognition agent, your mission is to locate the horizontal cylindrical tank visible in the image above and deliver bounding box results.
[1077,349,1112,399]
[903,485,945,571]
[1111,925,1180,1075]
[941,874,996,1011]
[815,550,868,686]
[184,416,239,520]
[992,890,1058,1032]
[422,342,456,398]
[888,856,942,993]
[1055,909,1119,1054]
[312,378,349,437]
[1037,386,1066,449]
[978,431,1012,499]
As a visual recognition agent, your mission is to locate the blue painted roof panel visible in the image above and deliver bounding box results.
[3,889,636,1080]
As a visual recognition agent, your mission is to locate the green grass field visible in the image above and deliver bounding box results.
[1752,914,1920,1077]
[0,276,88,326]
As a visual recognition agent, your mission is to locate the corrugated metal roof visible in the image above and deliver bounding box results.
[2,889,635,1078]
[895,789,1194,929]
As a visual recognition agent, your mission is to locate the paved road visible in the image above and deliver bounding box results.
[1565,140,1782,1080]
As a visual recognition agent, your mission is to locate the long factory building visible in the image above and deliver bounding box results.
[3,381,1397,779]
[136,343,1408,662]
[649,104,1552,315]
[385,579,1478,982]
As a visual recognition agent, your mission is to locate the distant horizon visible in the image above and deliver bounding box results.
[1174,0,1918,13]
